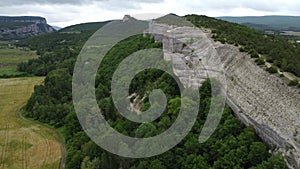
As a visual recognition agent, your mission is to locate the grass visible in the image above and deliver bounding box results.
[0,48,37,63]
[0,77,61,169]
[0,67,26,77]
[0,43,38,77]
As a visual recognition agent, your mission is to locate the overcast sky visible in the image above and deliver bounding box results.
[0,0,299,27]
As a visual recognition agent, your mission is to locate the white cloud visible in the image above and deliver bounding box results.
[0,0,299,27]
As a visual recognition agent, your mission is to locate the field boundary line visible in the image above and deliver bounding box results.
[19,110,66,169]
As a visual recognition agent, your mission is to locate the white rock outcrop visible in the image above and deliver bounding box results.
[147,21,300,169]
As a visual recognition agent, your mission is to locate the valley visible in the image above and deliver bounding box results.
[0,12,299,169]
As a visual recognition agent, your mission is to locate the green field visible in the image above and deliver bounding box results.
[0,42,38,77]
[0,77,61,169]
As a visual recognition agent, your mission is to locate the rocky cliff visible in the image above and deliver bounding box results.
[147,18,300,169]
[0,16,55,40]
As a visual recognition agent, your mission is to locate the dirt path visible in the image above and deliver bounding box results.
[0,77,63,169]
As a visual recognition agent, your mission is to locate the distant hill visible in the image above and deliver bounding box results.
[60,21,111,33]
[154,13,194,27]
[52,26,62,31]
[0,16,55,40]
[217,16,300,31]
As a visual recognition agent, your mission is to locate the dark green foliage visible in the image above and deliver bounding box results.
[24,68,72,127]
[255,58,265,65]
[185,14,300,77]
[0,72,31,78]
[60,21,110,32]
[21,22,286,168]
[288,79,299,86]
[249,154,287,169]
[267,66,278,74]
[15,21,109,76]
[96,34,162,89]
[249,49,259,58]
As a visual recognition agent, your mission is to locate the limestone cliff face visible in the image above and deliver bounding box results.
[0,16,55,40]
[0,16,47,24]
[147,21,300,169]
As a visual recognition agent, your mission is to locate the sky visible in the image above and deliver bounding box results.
[0,0,299,27]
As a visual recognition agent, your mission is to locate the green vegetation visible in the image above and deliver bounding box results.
[186,15,300,77]
[18,26,286,168]
[0,42,38,78]
[60,21,110,32]
[255,57,265,65]
[267,66,278,74]
[288,79,299,86]
[15,21,109,77]
[0,77,61,169]
[154,14,194,27]
[217,16,300,32]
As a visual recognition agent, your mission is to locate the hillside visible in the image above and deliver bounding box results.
[60,21,110,32]
[0,16,55,40]
[14,15,292,169]
[151,15,300,168]
[186,15,300,78]
[217,16,300,32]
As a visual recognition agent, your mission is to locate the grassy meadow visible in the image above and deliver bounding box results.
[0,77,61,169]
[0,42,38,77]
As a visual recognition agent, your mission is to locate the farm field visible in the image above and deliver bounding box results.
[0,77,61,169]
[0,42,38,77]
[280,31,300,36]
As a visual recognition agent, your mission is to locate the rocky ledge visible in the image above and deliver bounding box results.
[146,18,300,169]
[0,16,55,40]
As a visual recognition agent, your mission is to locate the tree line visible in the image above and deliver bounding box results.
[19,31,286,168]
[186,14,300,78]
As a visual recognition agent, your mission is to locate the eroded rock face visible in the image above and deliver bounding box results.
[0,16,47,24]
[0,16,55,40]
[147,21,300,169]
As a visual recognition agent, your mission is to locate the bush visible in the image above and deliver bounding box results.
[249,49,259,58]
[239,47,246,52]
[288,79,299,86]
[267,66,278,74]
[255,58,265,65]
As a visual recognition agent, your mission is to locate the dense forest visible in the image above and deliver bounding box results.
[18,17,287,168]
[185,15,300,78]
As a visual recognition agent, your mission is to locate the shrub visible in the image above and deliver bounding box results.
[255,58,265,65]
[267,66,278,74]
[249,49,259,58]
[288,79,299,86]
[239,47,246,52]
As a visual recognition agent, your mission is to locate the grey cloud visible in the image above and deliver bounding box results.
[185,0,290,13]
[0,0,162,6]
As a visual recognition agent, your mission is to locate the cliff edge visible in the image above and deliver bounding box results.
[0,16,55,40]
[146,16,300,169]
